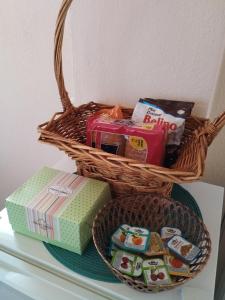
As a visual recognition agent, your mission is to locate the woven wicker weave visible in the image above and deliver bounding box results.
[92,194,211,293]
[38,0,225,196]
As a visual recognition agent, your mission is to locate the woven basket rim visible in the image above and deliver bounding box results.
[92,193,211,292]
[38,103,208,179]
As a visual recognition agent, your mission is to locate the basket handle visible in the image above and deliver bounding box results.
[203,111,225,146]
[55,0,74,111]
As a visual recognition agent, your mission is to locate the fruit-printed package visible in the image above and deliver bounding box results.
[161,227,182,242]
[111,224,130,247]
[86,115,167,166]
[167,235,201,264]
[111,250,143,277]
[142,259,172,285]
[164,254,191,277]
[111,224,151,253]
[145,232,166,256]
[132,98,194,166]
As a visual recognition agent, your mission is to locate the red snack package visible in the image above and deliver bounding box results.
[86,116,167,166]
[87,116,126,156]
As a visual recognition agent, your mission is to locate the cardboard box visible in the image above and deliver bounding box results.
[6,167,111,254]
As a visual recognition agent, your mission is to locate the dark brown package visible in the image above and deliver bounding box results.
[132,99,194,166]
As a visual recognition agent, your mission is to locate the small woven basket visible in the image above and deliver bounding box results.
[92,193,211,293]
[38,0,225,196]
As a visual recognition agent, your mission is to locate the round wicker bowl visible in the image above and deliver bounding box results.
[92,194,211,293]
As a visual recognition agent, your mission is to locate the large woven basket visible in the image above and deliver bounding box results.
[92,193,211,293]
[38,0,225,196]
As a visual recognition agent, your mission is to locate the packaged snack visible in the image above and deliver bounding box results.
[125,227,151,252]
[124,122,166,164]
[111,224,130,248]
[96,105,124,119]
[167,235,201,264]
[143,258,165,267]
[143,259,172,285]
[161,227,182,242]
[132,98,194,166]
[111,250,143,277]
[145,232,166,256]
[112,225,151,253]
[125,135,149,162]
[87,116,167,165]
[164,254,191,277]
[89,106,124,155]
[96,131,126,156]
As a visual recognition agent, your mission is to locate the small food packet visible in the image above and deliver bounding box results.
[145,232,166,256]
[167,235,201,264]
[142,259,172,285]
[132,98,194,166]
[164,254,191,277]
[96,105,124,119]
[112,225,151,253]
[111,250,143,277]
[124,124,167,165]
[125,227,151,252]
[143,258,165,267]
[111,224,130,248]
[87,115,167,165]
[161,227,182,242]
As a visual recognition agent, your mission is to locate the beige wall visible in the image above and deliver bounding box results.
[0,0,74,207]
[204,48,225,188]
[204,48,225,290]
[70,0,225,118]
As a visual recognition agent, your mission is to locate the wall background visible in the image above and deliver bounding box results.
[0,0,74,209]
[204,47,225,188]
[70,0,225,117]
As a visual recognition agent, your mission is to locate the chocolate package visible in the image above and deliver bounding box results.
[164,254,191,277]
[145,232,166,257]
[132,98,194,166]
[111,224,151,253]
[111,250,143,277]
[161,227,182,242]
[86,116,167,166]
[142,259,172,285]
[167,235,201,264]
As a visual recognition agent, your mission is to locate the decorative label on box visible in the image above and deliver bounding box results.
[25,172,88,241]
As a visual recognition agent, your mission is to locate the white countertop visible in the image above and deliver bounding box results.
[0,160,224,300]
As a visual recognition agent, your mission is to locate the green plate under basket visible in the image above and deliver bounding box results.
[43,184,202,283]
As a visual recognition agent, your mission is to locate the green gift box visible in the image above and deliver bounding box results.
[6,167,111,254]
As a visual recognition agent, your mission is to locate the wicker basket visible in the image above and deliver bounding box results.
[92,193,211,293]
[38,0,225,196]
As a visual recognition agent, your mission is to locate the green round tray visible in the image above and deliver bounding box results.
[43,184,202,283]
